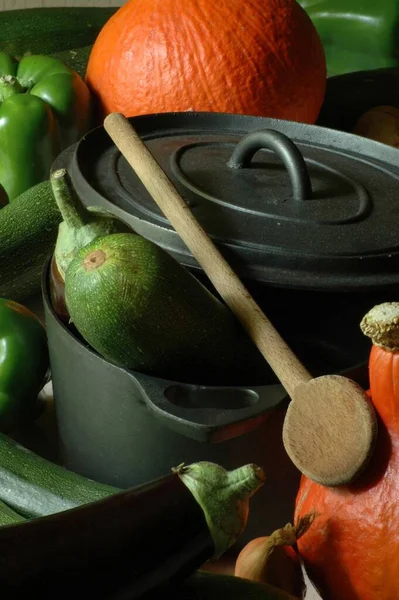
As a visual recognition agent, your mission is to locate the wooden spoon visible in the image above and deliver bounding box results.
[103,112,377,487]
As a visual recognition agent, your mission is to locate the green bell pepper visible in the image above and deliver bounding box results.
[299,0,399,76]
[0,298,49,432]
[0,53,92,201]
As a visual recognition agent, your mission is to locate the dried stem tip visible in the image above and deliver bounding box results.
[360,302,399,349]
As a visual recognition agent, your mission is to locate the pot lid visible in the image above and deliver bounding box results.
[65,112,399,291]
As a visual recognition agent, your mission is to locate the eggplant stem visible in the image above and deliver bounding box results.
[226,464,266,499]
[177,461,265,558]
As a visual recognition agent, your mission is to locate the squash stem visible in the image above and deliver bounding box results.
[174,461,265,558]
[50,168,91,229]
[361,302,399,350]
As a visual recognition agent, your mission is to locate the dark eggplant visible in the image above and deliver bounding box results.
[144,570,301,600]
[0,461,264,599]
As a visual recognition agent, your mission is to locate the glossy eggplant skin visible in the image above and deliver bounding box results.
[0,472,214,599]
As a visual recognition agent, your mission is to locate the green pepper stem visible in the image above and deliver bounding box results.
[51,169,91,230]
[174,461,265,558]
[0,75,24,102]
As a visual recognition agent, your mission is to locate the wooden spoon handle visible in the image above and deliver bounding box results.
[104,112,312,397]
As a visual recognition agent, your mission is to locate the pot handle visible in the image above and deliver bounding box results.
[227,129,312,200]
[130,370,288,443]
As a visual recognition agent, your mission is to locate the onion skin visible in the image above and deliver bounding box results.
[235,512,317,598]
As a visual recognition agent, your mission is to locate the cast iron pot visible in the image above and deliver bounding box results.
[52,111,399,293]
[47,111,399,542]
[50,110,399,375]
[42,257,370,546]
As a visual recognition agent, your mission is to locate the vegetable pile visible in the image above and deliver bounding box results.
[0,432,304,598]
[1,3,399,599]
[0,6,298,597]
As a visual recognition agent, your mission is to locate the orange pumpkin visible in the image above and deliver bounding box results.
[295,302,399,600]
[86,0,326,124]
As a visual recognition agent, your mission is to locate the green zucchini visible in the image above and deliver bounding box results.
[0,7,117,58]
[0,180,61,301]
[0,500,25,527]
[152,571,301,600]
[0,433,119,518]
[51,45,93,79]
[65,233,276,385]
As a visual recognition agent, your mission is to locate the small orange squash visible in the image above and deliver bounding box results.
[86,0,326,124]
[295,302,399,600]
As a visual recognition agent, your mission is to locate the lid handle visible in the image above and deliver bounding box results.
[227,129,312,201]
